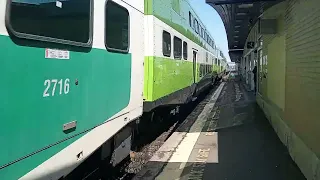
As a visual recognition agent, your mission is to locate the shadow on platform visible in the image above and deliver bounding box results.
[132,80,306,180]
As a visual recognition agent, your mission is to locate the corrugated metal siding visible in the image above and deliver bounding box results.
[285,0,320,157]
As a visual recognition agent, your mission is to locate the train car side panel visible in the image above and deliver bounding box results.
[0,0,144,179]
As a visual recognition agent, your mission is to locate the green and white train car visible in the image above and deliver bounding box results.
[143,0,219,112]
[0,0,144,179]
[0,0,222,179]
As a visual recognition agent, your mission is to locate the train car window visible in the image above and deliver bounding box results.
[189,12,192,28]
[201,64,204,77]
[203,64,205,76]
[203,64,205,75]
[206,52,208,62]
[173,36,182,59]
[183,41,188,60]
[215,58,218,65]
[8,0,92,46]
[201,27,204,38]
[194,19,199,34]
[105,1,129,52]
[202,28,205,39]
[163,31,171,57]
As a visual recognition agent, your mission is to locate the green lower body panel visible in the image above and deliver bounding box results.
[0,35,132,179]
[144,56,194,102]
[143,56,215,111]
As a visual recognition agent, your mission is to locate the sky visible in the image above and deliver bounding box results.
[188,0,231,62]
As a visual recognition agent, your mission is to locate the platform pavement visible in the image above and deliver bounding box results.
[133,79,306,180]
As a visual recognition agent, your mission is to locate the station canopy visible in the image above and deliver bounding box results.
[206,0,283,63]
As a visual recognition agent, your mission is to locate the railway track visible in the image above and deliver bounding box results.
[79,84,219,180]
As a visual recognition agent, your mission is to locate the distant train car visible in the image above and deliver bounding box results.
[0,0,222,179]
[143,0,218,113]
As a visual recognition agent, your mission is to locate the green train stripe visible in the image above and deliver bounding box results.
[144,0,153,14]
[143,56,215,102]
[0,34,132,179]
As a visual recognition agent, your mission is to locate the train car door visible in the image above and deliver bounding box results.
[193,50,197,83]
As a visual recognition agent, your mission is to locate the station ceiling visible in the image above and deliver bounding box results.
[206,0,283,63]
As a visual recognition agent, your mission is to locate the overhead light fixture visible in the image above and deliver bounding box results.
[235,25,240,28]
[236,20,242,23]
[234,41,239,43]
[234,36,239,38]
[238,4,253,8]
[236,12,246,16]
[234,46,238,48]
[235,31,239,33]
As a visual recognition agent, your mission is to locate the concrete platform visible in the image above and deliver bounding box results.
[133,80,306,180]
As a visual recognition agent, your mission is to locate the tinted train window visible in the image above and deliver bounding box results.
[189,12,192,27]
[163,31,171,57]
[106,1,129,52]
[9,0,91,45]
[201,28,204,38]
[173,36,182,59]
[183,41,188,60]
[200,64,204,77]
[194,19,199,34]
[206,53,208,62]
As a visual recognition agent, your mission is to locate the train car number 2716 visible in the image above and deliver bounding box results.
[43,79,70,97]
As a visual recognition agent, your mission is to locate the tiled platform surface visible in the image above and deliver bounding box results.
[133,79,306,180]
